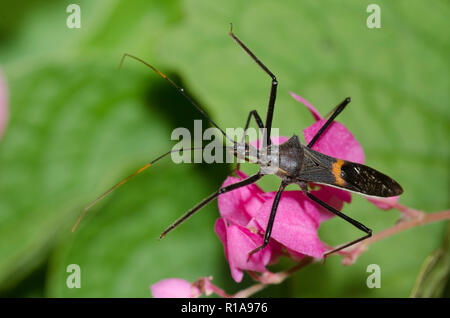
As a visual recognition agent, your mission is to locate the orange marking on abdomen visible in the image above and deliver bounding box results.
[332,159,346,186]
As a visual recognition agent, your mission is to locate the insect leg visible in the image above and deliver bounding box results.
[307,97,351,148]
[160,172,263,239]
[229,25,277,148]
[248,181,287,258]
[242,110,264,139]
[236,110,264,171]
[72,145,236,232]
[305,191,372,258]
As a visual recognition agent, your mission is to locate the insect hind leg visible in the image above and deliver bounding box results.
[302,185,372,259]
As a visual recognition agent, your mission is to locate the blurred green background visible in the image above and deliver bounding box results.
[0,0,448,297]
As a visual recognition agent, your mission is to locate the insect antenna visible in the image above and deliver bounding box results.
[119,54,235,144]
[71,146,232,232]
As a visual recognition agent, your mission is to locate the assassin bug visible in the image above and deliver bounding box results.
[72,25,403,259]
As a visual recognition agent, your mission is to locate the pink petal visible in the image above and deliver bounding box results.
[215,218,271,283]
[215,218,230,262]
[289,92,322,121]
[367,196,400,210]
[0,69,8,139]
[150,278,201,298]
[254,191,326,258]
[228,224,271,272]
[310,185,352,222]
[246,217,284,264]
[215,218,242,282]
[218,172,266,226]
[268,239,285,265]
[303,120,365,164]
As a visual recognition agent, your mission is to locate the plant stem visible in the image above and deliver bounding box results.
[342,209,450,264]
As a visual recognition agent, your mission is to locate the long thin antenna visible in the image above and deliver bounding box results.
[119,54,234,144]
[71,146,215,232]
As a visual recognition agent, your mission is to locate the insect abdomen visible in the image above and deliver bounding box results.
[339,161,403,197]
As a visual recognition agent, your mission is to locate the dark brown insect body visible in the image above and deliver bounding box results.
[232,131,402,256]
[275,135,403,197]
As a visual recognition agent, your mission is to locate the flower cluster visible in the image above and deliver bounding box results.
[151,92,399,297]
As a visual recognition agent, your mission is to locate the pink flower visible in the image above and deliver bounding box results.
[218,171,326,269]
[151,278,202,298]
[0,68,8,139]
[217,171,325,281]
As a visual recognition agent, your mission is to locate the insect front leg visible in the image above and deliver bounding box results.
[236,110,264,172]
[229,25,278,148]
[160,173,263,239]
[242,110,264,141]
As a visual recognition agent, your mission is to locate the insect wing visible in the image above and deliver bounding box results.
[299,148,403,197]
